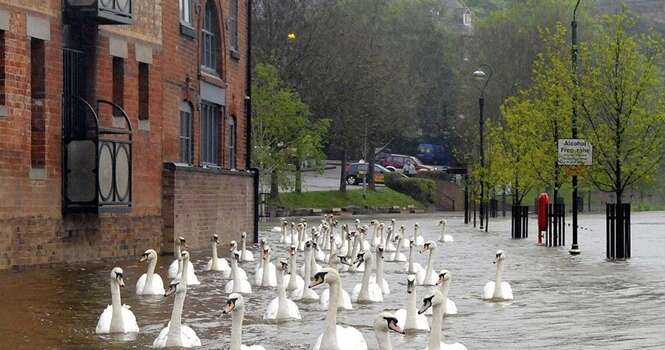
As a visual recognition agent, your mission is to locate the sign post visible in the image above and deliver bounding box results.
[558,138,592,255]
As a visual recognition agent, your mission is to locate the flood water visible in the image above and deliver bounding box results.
[1,212,664,349]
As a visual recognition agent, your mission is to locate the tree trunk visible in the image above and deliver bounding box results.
[368,146,376,191]
[295,158,302,193]
[339,148,347,193]
[270,169,279,200]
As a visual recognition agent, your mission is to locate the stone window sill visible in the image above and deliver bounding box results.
[0,105,7,117]
[29,167,47,180]
[230,49,240,60]
[180,23,195,39]
[139,119,150,131]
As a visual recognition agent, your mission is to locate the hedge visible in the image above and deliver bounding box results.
[385,173,436,204]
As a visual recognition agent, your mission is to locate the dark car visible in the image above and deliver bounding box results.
[345,163,394,185]
[377,154,433,173]
[416,144,453,165]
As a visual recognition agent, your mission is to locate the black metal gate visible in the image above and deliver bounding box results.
[511,205,529,239]
[606,203,631,260]
[547,203,565,247]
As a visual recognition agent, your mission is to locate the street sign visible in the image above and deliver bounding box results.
[558,139,592,166]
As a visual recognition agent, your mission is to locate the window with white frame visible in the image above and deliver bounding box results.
[202,1,220,73]
[228,116,236,168]
[180,0,192,26]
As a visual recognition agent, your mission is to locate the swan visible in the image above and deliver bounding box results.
[225,251,253,294]
[418,290,467,350]
[295,241,320,301]
[386,233,406,262]
[299,240,322,276]
[383,226,397,252]
[348,229,368,273]
[253,238,267,273]
[434,270,458,315]
[416,241,438,286]
[254,246,277,287]
[394,275,430,332]
[279,220,290,243]
[284,245,305,297]
[324,234,339,264]
[96,267,139,334]
[403,239,424,274]
[223,293,266,350]
[264,260,302,320]
[229,241,248,280]
[482,250,514,301]
[319,267,353,310]
[239,232,255,262]
[153,251,201,348]
[398,225,410,248]
[314,231,327,262]
[136,249,165,296]
[296,223,306,251]
[370,245,390,294]
[374,312,404,350]
[351,250,384,303]
[205,234,231,276]
[310,268,368,350]
[413,223,425,247]
[438,219,454,242]
[168,236,196,281]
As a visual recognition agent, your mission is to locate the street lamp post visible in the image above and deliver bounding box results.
[473,65,493,233]
[570,0,582,255]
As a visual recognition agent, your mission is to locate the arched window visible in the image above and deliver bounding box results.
[179,102,193,164]
[202,1,220,73]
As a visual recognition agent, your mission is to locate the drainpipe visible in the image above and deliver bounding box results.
[246,0,259,243]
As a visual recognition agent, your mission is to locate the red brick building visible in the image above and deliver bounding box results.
[0,0,256,269]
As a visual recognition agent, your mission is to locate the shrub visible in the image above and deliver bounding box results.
[385,173,436,204]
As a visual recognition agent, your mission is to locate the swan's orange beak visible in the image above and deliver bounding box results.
[388,319,404,334]
[222,300,236,314]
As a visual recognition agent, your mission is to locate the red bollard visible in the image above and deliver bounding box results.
[537,192,550,244]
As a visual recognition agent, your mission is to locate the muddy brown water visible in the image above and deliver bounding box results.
[1,212,664,349]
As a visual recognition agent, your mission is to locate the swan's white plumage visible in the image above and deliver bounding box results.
[424,298,458,316]
[254,262,277,287]
[205,257,231,274]
[483,281,513,300]
[351,282,383,302]
[263,297,302,320]
[416,269,438,286]
[225,279,253,294]
[135,273,165,295]
[394,308,429,331]
[95,304,139,334]
[404,262,424,274]
[240,249,255,262]
[311,325,367,350]
[387,251,406,262]
[369,276,391,295]
[424,342,468,350]
[152,323,201,348]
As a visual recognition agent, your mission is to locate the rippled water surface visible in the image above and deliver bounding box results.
[1,212,664,349]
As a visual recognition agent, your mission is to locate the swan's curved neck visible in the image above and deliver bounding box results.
[110,280,123,331]
[408,244,415,273]
[495,261,504,292]
[303,250,312,289]
[440,279,451,301]
[406,289,417,329]
[278,269,287,300]
[168,288,186,339]
[175,243,181,259]
[231,258,241,284]
[376,253,384,283]
[181,257,190,285]
[262,254,271,285]
[146,257,157,286]
[429,302,444,350]
[440,223,447,239]
[376,329,392,350]
[345,238,353,258]
[212,243,219,260]
[322,279,339,348]
[231,305,244,350]
[359,256,372,298]
[240,237,247,260]
[176,245,183,274]
[287,254,297,290]
[395,237,403,254]
[328,242,337,266]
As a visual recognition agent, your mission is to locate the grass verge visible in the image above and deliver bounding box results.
[271,188,423,209]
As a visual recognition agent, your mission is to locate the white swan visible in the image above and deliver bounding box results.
[403,239,424,274]
[483,250,514,301]
[295,241,320,301]
[395,275,430,332]
[239,232,255,262]
[168,237,196,282]
[223,293,266,350]
[136,249,165,296]
[413,223,425,247]
[435,270,458,315]
[375,312,404,350]
[264,260,302,320]
[383,226,397,252]
[299,240,322,276]
[284,245,305,297]
[351,250,384,303]
[310,268,368,350]
[229,241,248,280]
[254,246,277,287]
[319,256,352,309]
[348,229,368,273]
[225,251,252,294]
[386,233,406,262]
[153,251,201,348]
[96,267,139,334]
[279,220,290,243]
[438,219,454,242]
[416,241,438,286]
[398,224,410,248]
[370,245,390,294]
[205,234,231,276]
[418,290,467,350]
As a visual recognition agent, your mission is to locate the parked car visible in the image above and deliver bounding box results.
[345,163,395,185]
[377,154,433,173]
[416,143,453,165]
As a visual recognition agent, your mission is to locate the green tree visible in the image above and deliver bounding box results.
[252,63,329,198]
[578,10,665,207]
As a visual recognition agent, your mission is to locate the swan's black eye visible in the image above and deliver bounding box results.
[313,271,328,281]
[384,317,398,324]
[227,298,237,306]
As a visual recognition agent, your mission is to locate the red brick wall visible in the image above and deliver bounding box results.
[161,163,255,255]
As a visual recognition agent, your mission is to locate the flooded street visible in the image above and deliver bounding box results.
[1,212,664,349]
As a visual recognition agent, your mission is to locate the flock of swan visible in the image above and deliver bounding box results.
[95,216,513,349]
